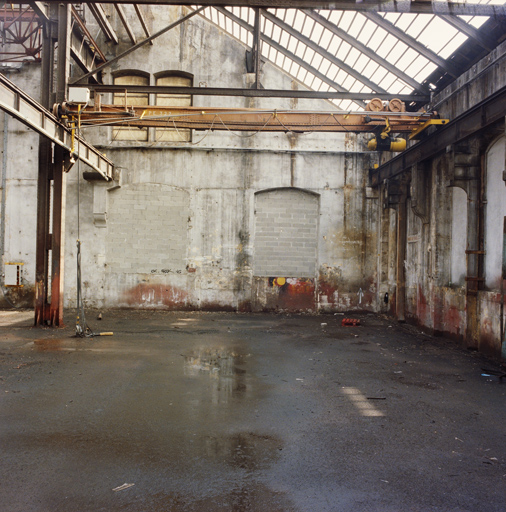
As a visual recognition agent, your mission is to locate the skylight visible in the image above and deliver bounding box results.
[193,0,505,111]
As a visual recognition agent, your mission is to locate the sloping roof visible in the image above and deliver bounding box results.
[194,1,506,110]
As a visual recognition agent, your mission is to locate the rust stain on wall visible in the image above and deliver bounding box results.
[123,283,189,309]
[252,277,316,312]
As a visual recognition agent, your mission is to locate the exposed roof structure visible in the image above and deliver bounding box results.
[1,1,506,112]
[194,1,506,110]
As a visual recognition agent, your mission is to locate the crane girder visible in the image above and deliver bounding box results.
[61,103,447,135]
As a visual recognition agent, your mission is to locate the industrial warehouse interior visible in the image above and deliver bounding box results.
[1,0,506,510]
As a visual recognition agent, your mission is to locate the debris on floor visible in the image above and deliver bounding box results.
[342,318,360,326]
[113,483,135,492]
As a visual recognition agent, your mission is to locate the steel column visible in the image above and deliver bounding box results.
[49,145,67,325]
[35,3,70,326]
[34,16,53,325]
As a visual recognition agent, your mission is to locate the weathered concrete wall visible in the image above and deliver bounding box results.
[0,64,40,307]
[377,39,506,357]
[57,6,378,313]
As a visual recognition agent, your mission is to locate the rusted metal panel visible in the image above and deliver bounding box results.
[252,277,316,313]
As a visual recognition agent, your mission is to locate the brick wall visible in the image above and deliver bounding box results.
[106,184,189,274]
[253,189,319,277]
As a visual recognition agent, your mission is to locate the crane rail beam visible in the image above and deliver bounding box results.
[62,103,442,133]
[0,73,113,179]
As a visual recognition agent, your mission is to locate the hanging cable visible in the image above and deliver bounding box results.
[74,106,93,337]
[73,106,113,338]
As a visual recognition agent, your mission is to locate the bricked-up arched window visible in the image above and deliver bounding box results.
[112,71,149,142]
[485,135,506,290]
[154,71,192,143]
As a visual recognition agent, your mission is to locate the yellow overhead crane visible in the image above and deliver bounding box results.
[59,97,448,152]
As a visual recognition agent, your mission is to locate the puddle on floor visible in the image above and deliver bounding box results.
[203,432,283,471]
[183,347,250,403]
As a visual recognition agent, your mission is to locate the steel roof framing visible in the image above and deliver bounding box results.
[87,2,119,43]
[39,1,506,16]
[261,9,389,94]
[361,11,462,78]
[115,4,138,44]
[134,4,154,44]
[72,82,429,102]
[302,8,430,94]
[438,14,496,52]
[213,6,368,108]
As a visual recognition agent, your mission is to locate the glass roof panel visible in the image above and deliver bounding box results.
[194,1,506,110]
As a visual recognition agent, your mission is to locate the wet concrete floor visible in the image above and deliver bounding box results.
[0,310,505,511]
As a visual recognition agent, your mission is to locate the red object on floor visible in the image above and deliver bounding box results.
[342,318,360,326]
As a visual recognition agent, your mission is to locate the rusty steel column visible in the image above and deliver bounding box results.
[49,146,67,326]
[34,4,70,326]
[34,12,54,326]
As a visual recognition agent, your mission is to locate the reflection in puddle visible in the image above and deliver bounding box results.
[142,481,292,512]
[203,432,282,471]
[184,348,248,403]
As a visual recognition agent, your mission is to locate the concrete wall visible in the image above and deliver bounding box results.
[0,64,40,307]
[55,5,377,313]
[376,39,506,357]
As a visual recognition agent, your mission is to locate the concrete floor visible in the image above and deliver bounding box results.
[0,310,505,512]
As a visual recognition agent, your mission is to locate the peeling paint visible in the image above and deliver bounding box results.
[123,284,189,309]
[252,277,316,312]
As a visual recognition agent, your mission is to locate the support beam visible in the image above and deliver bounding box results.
[47,3,71,326]
[39,1,506,16]
[395,185,408,323]
[49,145,67,326]
[71,6,107,63]
[302,9,429,95]
[115,4,137,44]
[87,3,119,44]
[214,6,367,107]
[29,1,50,22]
[0,73,114,178]
[71,6,205,84]
[361,11,462,79]
[35,23,53,327]
[253,7,261,89]
[74,82,430,102]
[370,86,506,186]
[438,15,496,52]
[134,4,153,45]
[64,102,437,132]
